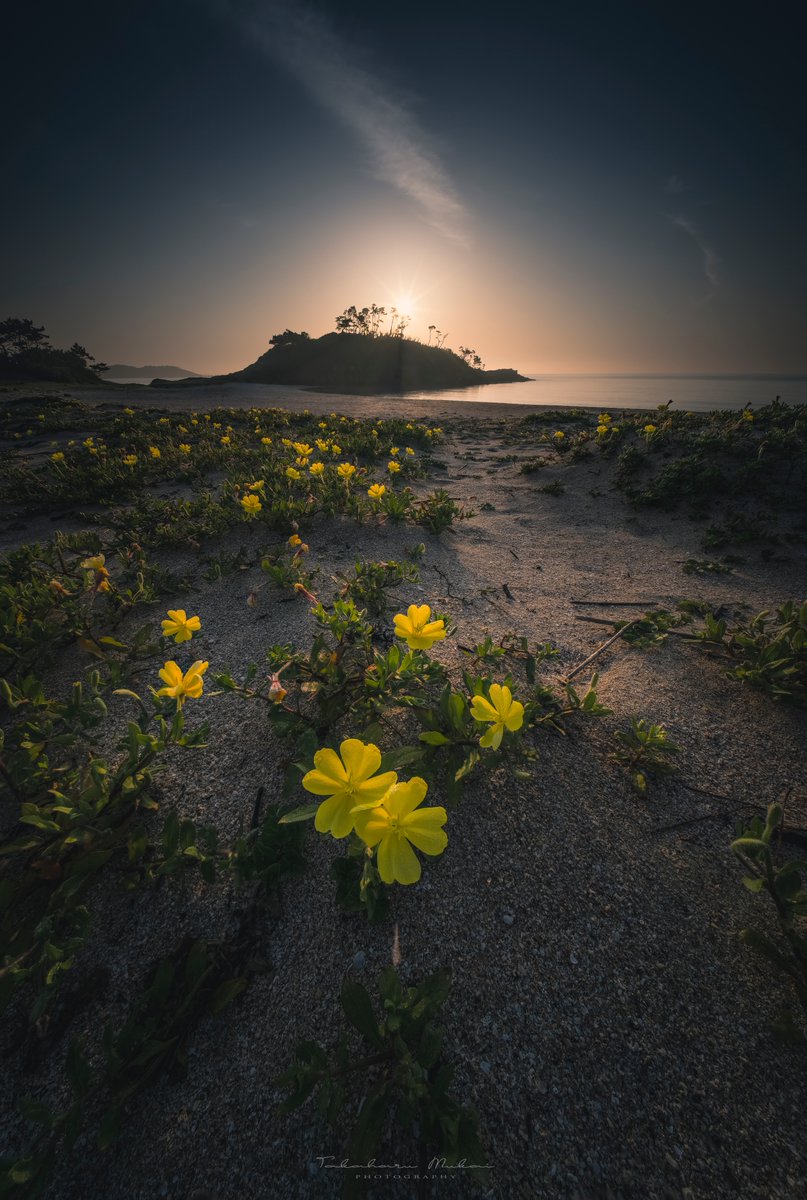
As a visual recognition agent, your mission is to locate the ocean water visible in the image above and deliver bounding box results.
[406,374,807,412]
[105,374,806,412]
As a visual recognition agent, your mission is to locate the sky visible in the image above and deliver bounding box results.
[1,0,805,375]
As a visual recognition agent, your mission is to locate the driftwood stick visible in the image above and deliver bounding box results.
[651,803,755,834]
[571,599,661,607]
[562,620,638,682]
[574,615,693,638]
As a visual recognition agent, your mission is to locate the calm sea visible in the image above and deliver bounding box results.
[406,374,807,413]
[106,374,806,413]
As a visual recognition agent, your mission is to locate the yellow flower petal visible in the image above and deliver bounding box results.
[401,809,449,856]
[377,834,421,884]
[340,738,381,782]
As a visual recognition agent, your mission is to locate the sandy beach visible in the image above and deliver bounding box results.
[1,384,806,1200]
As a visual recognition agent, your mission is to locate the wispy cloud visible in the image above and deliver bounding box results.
[667,213,720,289]
[664,174,686,194]
[216,0,470,245]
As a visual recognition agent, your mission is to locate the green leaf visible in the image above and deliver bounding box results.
[348,1079,390,1163]
[341,980,383,1048]
[18,1098,53,1128]
[162,810,180,855]
[66,1041,92,1098]
[742,875,765,893]
[278,802,319,824]
[454,748,480,782]
[419,731,450,746]
[379,745,424,772]
[209,977,248,1014]
[127,826,148,863]
[97,1106,123,1150]
[8,1158,40,1185]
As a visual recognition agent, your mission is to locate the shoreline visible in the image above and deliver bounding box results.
[5,378,800,421]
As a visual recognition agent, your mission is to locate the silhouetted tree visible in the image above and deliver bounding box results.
[0,317,50,358]
[367,303,386,335]
[269,329,310,347]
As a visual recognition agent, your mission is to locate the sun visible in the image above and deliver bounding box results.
[391,292,417,316]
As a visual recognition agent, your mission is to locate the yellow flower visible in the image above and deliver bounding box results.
[352,777,447,885]
[281,437,292,447]
[248,479,264,491]
[302,739,398,838]
[286,466,301,481]
[293,442,313,457]
[330,444,341,455]
[337,462,357,480]
[288,533,302,547]
[553,430,565,440]
[123,407,135,415]
[315,439,329,453]
[89,447,99,456]
[742,409,754,421]
[83,437,94,448]
[390,446,400,456]
[241,494,262,516]
[221,435,231,445]
[191,418,199,425]
[156,659,209,706]
[470,684,525,750]
[51,451,65,462]
[406,423,414,430]
[179,443,191,454]
[161,609,201,643]
[388,460,401,473]
[149,446,161,459]
[310,461,325,476]
[81,555,111,592]
[596,424,608,436]
[295,456,310,467]
[643,424,657,435]
[261,436,272,445]
[393,604,446,650]
[405,447,415,455]
[123,454,137,466]
[178,426,188,434]
[213,422,221,429]
[600,412,612,424]
[367,483,386,500]
[318,421,328,430]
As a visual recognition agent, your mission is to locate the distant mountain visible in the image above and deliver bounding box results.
[150,334,525,392]
[107,364,201,378]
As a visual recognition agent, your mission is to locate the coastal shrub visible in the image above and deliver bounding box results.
[694,600,807,706]
[731,803,807,1041]
[278,967,487,1180]
[612,717,679,793]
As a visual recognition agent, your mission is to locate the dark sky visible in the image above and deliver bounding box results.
[2,0,805,373]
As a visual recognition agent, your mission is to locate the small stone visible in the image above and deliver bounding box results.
[353,950,366,971]
[502,911,515,926]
